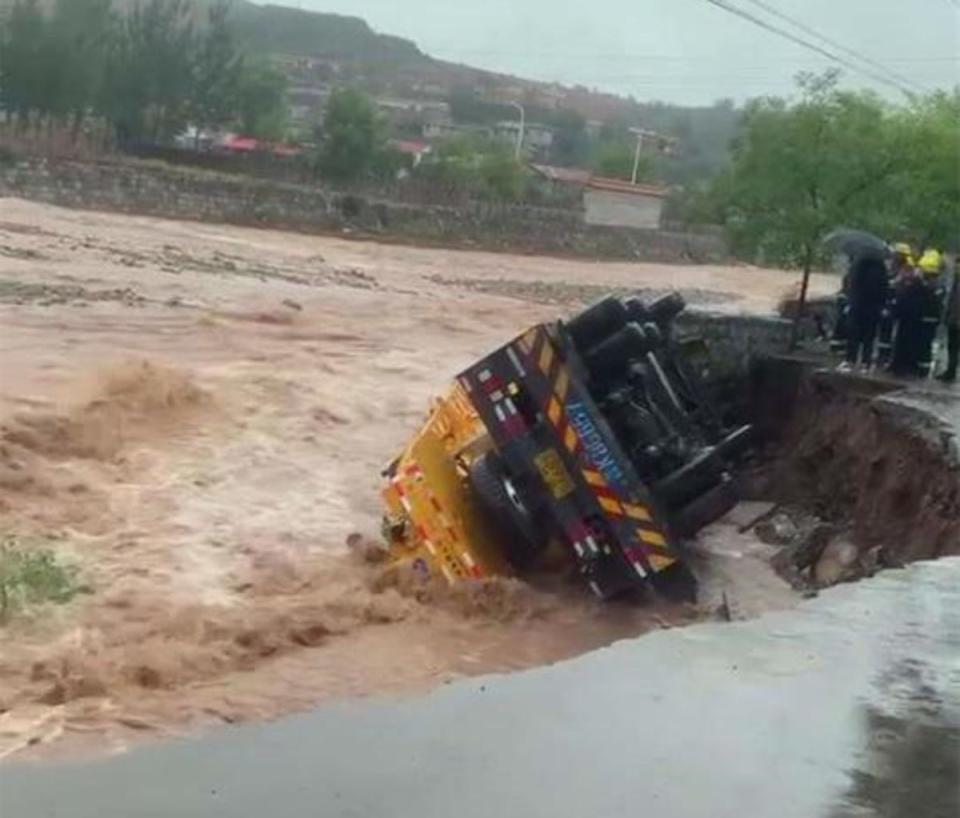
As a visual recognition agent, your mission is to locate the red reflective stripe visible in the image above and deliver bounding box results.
[482,375,504,394]
[566,520,590,544]
[624,545,647,567]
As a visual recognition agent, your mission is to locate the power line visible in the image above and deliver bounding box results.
[701,0,919,93]
[697,0,917,95]
[738,0,925,92]
[430,50,959,65]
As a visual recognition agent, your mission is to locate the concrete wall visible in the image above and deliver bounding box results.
[0,156,729,263]
[584,189,664,230]
[675,310,795,416]
[677,311,794,381]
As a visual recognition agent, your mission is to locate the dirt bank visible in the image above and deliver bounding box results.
[757,369,960,564]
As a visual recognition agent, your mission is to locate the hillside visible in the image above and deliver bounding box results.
[230,3,426,66]
[0,0,427,66]
[0,0,742,180]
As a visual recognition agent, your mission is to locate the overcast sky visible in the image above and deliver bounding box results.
[285,0,959,105]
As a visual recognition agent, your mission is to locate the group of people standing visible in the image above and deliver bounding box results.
[834,244,959,383]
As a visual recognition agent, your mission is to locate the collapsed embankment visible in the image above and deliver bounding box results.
[748,359,960,566]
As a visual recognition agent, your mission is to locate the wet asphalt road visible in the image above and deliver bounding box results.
[2,557,958,818]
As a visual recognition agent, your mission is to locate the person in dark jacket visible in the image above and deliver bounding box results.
[877,243,915,366]
[936,256,959,383]
[841,253,889,370]
[891,270,942,378]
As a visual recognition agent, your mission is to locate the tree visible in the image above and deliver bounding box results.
[702,73,957,259]
[0,0,290,148]
[0,0,49,126]
[714,71,902,347]
[188,0,243,145]
[100,0,196,143]
[550,109,589,167]
[479,150,526,201]
[886,91,960,249]
[591,139,654,183]
[48,0,113,133]
[235,60,288,140]
[415,133,528,201]
[448,86,511,125]
[718,71,899,269]
[316,87,385,182]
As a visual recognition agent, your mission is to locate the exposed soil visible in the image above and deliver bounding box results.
[0,198,839,762]
[756,370,960,565]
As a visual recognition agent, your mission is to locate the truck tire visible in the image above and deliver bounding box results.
[648,292,686,326]
[469,453,545,568]
[565,297,628,353]
[584,322,656,380]
[625,296,650,323]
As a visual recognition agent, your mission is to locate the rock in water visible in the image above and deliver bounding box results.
[815,539,860,587]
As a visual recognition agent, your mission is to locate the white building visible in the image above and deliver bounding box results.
[376,98,450,128]
[492,121,554,155]
[583,178,669,230]
[423,121,489,141]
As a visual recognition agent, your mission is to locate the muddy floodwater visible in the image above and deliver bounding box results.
[0,199,834,760]
[3,558,957,818]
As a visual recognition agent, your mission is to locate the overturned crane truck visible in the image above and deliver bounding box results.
[382,292,753,600]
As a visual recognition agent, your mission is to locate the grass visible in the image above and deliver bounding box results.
[0,535,84,623]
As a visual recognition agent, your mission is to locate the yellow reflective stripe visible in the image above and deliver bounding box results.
[555,368,570,401]
[598,495,623,515]
[539,340,555,375]
[563,426,578,452]
[547,397,563,425]
[639,529,668,547]
[648,553,677,572]
[520,328,539,353]
[583,469,606,488]
[622,503,653,522]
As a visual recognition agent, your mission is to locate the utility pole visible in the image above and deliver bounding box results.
[509,102,526,160]
[631,128,645,185]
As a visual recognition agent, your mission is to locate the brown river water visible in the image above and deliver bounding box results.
[0,199,823,761]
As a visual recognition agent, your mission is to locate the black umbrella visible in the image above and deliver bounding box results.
[822,228,892,260]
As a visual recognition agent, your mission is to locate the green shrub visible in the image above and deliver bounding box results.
[0,536,84,623]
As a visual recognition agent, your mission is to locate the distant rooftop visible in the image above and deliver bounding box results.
[587,177,670,199]
[531,166,669,198]
[531,164,592,185]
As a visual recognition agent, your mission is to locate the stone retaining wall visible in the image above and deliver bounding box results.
[0,156,729,263]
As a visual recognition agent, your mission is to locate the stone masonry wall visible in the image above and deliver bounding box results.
[677,311,794,381]
[675,311,795,416]
[0,156,729,263]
